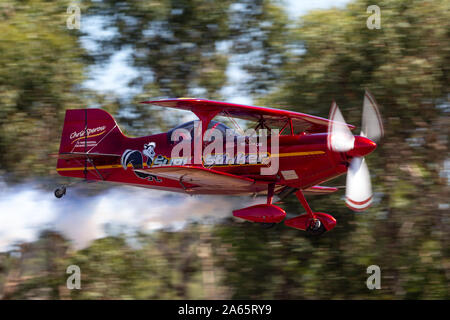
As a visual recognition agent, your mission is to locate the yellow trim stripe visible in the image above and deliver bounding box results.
[56,151,325,172]
[273,151,325,157]
[57,163,144,172]
[57,164,124,171]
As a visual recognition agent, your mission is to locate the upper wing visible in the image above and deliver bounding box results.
[135,165,268,194]
[142,98,355,134]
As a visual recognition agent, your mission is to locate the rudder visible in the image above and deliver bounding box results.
[58,108,125,155]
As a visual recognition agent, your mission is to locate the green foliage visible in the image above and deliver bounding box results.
[0,0,448,300]
[83,0,289,135]
[0,0,90,180]
[258,0,450,299]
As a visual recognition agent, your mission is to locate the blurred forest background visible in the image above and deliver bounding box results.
[0,0,449,299]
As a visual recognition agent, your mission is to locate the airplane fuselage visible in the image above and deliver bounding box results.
[57,131,349,195]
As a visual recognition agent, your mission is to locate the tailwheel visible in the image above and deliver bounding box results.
[306,218,326,236]
[54,186,66,198]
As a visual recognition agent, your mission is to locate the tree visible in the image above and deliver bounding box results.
[252,0,450,299]
[0,0,91,180]
[83,0,289,135]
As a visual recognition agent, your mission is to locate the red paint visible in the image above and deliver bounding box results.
[55,99,378,235]
[233,204,286,223]
[284,212,336,231]
[346,136,377,157]
[346,196,373,206]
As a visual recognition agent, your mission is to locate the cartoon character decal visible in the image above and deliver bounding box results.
[143,142,156,164]
[121,142,162,182]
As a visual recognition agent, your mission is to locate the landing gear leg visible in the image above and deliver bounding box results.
[259,183,277,229]
[294,190,327,236]
[266,183,275,205]
[295,190,315,218]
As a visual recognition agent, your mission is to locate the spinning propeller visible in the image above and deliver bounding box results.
[327,91,384,211]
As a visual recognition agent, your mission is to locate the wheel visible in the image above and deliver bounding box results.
[54,186,66,198]
[306,219,326,236]
[259,222,276,229]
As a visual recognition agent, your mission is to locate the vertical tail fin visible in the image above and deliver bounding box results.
[58,108,125,156]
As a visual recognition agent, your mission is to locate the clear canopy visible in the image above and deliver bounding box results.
[168,120,240,139]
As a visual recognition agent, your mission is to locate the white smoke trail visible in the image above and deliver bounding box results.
[0,181,265,251]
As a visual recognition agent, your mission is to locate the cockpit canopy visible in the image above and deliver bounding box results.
[167,120,239,142]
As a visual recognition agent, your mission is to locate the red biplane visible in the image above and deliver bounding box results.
[54,91,383,235]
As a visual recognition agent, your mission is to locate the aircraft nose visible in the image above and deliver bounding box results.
[346,136,377,157]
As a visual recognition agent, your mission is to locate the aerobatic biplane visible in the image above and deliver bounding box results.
[54,91,383,235]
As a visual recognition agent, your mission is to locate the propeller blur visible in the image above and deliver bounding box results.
[327,90,384,212]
